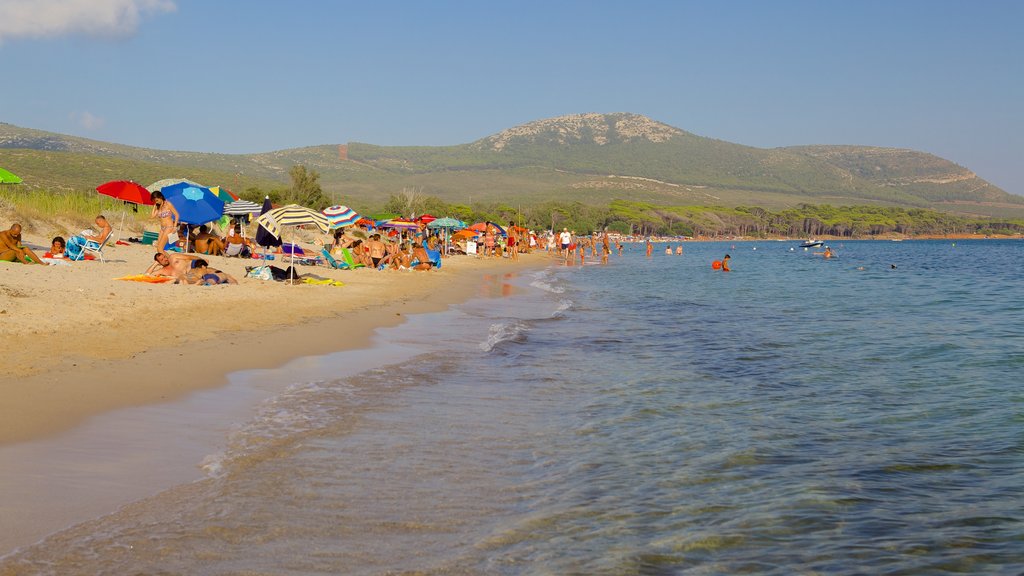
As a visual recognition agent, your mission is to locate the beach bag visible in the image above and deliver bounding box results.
[246,265,272,281]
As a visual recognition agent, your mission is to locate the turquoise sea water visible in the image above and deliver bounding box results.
[3,240,1023,574]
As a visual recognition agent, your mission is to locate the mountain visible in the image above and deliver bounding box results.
[1,114,1020,218]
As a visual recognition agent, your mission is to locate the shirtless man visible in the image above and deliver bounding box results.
[145,251,205,280]
[0,223,46,264]
[411,243,435,270]
[366,234,388,268]
[193,225,225,256]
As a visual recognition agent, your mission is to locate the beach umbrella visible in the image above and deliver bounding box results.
[427,217,465,230]
[256,204,330,238]
[255,196,282,249]
[210,186,239,203]
[146,178,202,193]
[428,217,465,255]
[322,205,361,229]
[0,167,23,184]
[96,180,153,243]
[416,214,437,224]
[452,229,480,240]
[377,218,419,230]
[96,180,153,205]
[160,182,225,225]
[224,199,262,216]
[256,204,330,282]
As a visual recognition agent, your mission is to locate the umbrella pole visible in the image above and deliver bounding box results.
[117,209,126,244]
[289,231,295,283]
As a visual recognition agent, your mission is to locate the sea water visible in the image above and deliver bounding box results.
[2,240,1023,575]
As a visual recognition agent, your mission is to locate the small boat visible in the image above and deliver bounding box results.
[799,240,824,248]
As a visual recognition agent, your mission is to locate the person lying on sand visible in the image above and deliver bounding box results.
[145,252,206,280]
[181,259,238,285]
[0,223,47,264]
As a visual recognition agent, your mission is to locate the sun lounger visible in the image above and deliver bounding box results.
[321,247,364,270]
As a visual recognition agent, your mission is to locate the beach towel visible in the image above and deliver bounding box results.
[116,274,174,283]
[301,278,345,287]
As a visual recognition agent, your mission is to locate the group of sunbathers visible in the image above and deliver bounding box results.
[1,217,112,265]
[321,229,437,271]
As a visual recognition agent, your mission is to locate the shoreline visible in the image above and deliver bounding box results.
[1,248,549,556]
[1,240,548,446]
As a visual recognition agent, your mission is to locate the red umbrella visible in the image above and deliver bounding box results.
[416,214,437,224]
[468,222,488,232]
[96,180,153,205]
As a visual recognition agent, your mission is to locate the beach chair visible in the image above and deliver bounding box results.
[68,233,112,263]
[320,247,364,270]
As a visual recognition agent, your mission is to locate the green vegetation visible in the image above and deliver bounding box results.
[3,114,1022,228]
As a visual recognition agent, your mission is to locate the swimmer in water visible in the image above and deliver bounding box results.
[722,254,731,272]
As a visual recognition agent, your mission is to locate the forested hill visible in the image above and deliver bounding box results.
[1,114,1019,218]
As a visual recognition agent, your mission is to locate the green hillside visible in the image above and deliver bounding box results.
[2,114,1020,218]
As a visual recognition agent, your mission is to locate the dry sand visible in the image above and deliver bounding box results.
[0,232,551,556]
[0,236,548,446]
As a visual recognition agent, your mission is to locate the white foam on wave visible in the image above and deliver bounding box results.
[529,269,566,294]
[480,320,531,352]
[552,299,574,318]
[201,379,356,478]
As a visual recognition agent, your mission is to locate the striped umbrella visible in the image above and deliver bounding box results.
[322,205,361,229]
[256,204,330,239]
[224,199,262,216]
[377,218,420,230]
[210,186,240,203]
[146,178,201,193]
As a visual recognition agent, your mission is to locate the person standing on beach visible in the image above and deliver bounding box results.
[150,191,179,253]
[507,222,519,261]
[0,223,46,264]
[558,228,572,259]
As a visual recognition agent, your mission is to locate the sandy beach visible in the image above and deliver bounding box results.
[0,236,547,445]
[0,231,548,555]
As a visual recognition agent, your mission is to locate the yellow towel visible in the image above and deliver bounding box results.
[115,274,174,283]
[302,278,345,287]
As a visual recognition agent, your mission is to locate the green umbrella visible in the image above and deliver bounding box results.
[427,217,466,229]
[0,167,23,184]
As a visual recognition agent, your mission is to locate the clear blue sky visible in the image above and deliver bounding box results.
[1,0,1021,194]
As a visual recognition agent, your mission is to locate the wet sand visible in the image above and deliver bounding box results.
[0,237,547,555]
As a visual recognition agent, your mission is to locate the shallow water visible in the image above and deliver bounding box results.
[2,240,1023,575]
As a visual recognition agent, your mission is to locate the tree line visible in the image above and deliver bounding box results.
[243,165,1024,237]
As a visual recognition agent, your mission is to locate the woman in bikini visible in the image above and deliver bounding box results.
[150,191,179,253]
